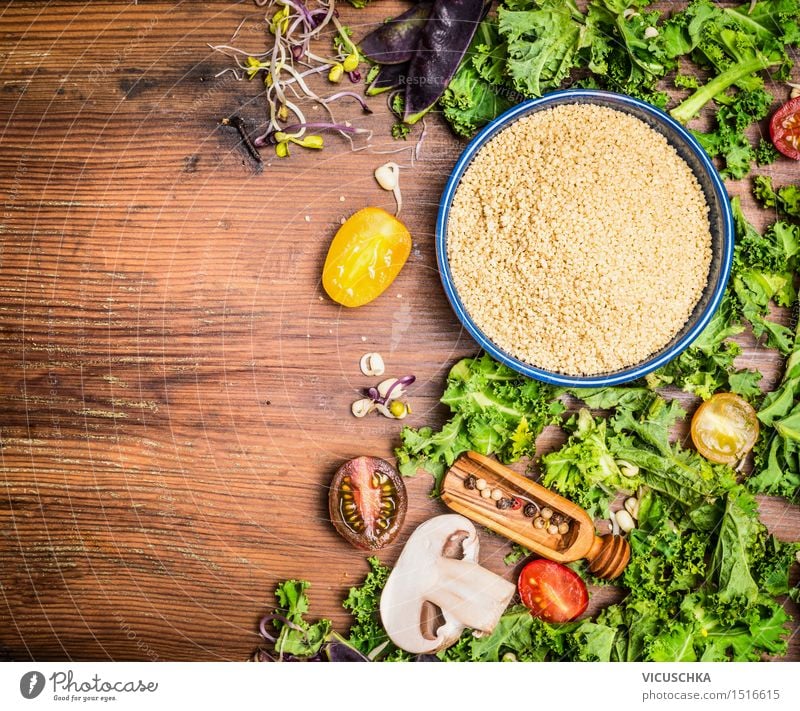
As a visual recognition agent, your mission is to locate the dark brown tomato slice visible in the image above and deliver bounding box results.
[770,96,800,161]
[329,456,407,550]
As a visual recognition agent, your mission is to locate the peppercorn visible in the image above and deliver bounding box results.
[523,503,538,518]
[496,498,513,510]
[464,475,477,490]
[509,497,523,511]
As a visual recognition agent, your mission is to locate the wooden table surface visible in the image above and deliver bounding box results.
[1,1,798,662]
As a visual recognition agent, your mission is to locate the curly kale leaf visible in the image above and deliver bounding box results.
[649,592,791,661]
[753,175,800,219]
[343,557,408,659]
[691,89,774,179]
[441,21,514,137]
[583,0,673,102]
[498,0,586,97]
[541,408,643,518]
[623,491,709,608]
[396,354,563,494]
[730,197,800,355]
[751,343,800,500]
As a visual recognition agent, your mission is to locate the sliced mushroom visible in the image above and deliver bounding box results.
[379,514,516,654]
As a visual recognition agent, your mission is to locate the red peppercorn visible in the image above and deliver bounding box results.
[510,497,523,511]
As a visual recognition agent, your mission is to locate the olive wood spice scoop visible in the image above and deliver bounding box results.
[441,451,630,579]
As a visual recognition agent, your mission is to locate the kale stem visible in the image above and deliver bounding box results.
[670,55,775,124]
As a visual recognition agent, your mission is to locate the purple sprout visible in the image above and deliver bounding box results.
[365,375,416,406]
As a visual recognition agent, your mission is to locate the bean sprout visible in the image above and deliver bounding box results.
[211,0,369,159]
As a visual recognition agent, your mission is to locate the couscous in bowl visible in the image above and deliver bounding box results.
[436,90,734,387]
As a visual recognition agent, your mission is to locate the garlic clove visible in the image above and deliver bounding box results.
[624,497,640,520]
[374,162,402,215]
[377,377,406,399]
[614,509,636,533]
[351,398,374,418]
[374,162,399,191]
[616,460,639,478]
[359,352,385,377]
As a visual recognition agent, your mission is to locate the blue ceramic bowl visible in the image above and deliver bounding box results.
[436,89,734,387]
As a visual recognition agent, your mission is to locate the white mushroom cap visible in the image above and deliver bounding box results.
[379,514,516,654]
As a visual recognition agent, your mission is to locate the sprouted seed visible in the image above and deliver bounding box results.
[374,162,402,215]
[211,0,371,159]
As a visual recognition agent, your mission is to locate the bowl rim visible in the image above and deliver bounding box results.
[435,88,735,387]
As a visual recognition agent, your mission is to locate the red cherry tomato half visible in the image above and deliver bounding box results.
[518,559,589,623]
[770,96,800,161]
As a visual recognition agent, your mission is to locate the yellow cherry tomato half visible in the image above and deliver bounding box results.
[322,207,411,308]
[690,393,759,465]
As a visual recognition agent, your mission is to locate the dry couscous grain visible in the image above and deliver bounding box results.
[447,103,712,376]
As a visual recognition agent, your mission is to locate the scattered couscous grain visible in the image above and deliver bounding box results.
[447,103,712,376]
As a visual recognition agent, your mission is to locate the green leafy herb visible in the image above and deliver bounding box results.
[666,0,792,124]
[343,556,401,658]
[560,391,737,511]
[541,408,642,518]
[271,580,332,658]
[648,592,790,661]
[731,198,800,354]
[391,122,411,140]
[753,175,800,218]
[623,491,709,608]
[711,489,762,604]
[755,139,780,166]
[691,89,774,179]
[503,542,532,566]
[583,0,672,105]
[441,21,515,137]
[750,327,800,500]
[396,354,564,494]
[497,0,586,98]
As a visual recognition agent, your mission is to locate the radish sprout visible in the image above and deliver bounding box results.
[212,0,368,159]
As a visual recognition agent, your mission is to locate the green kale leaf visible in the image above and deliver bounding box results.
[753,175,800,219]
[441,22,514,137]
[667,0,791,123]
[343,557,408,660]
[396,354,563,494]
[691,89,774,179]
[541,408,642,518]
[498,0,586,97]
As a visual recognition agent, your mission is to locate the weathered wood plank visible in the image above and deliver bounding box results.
[1,1,798,661]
